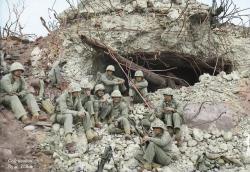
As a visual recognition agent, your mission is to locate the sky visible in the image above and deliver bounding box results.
[0,0,249,37]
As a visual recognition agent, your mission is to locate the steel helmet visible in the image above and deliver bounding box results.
[83,83,93,90]
[162,88,173,96]
[151,118,166,130]
[68,82,81,92]
[134,70,144,77]
[111,90,122,97]
[106,65,115,71]
[80,80,93,90]
[95,84,105,93]
[10,62,24,72]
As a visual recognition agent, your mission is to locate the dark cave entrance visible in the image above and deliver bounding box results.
[93,51,233,92]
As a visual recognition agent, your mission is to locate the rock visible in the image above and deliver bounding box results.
[219,143,228,151]
[192,128,204,142]
[158,166,174,172]
[0,148,12,158]
[168,9,180,20]
[223,131,233,141]
[59,128,65,136]
[133,0,147,9]
[187,140,198,147]
[52,123,60,132]
[23,125,36,131]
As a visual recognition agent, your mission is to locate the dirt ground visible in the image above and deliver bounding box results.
[0,107,53,172]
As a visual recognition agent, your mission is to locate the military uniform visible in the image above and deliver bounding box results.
[93,84,112,121]
[156,89,182,144]
[129,70,148,103]
[157,99,182,129]
[55,83,96,138]
[80,81,100,127]
[48,60,66,86]
[99,65,126,94]
[143,119,173,168]
[0,62,40,121]
[108,90,131,138]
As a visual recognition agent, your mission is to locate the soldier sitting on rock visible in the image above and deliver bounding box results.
[80,81,101,128]
[48,59,67,88]
[108,90,131,140]
[93,84,112,122]
[0,62,42,124]
[129,70,148,104]
[27,76,55,116]
[99,65,126,95]
[157,89,182,144]
[140,118,173,170]
[55,82,100,151]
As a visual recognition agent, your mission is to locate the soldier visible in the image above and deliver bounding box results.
[55,82,100,148]
[80,81,101,128]
[48,59,67,87]
[141,118,173,170]
[0,50,7,76]
[0,62,41,124]
[28,77,55,116]
[129,70,148,104]
[93,84,112,122]
[99,65,126,94]
[157,89,182,144]
[108,90,131,140]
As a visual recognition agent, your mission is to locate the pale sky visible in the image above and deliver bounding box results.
[0,0,249,37]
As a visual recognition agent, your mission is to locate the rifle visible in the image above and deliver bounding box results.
[96,146,118,172]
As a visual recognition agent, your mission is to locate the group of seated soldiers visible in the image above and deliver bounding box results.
[0,61,183,170]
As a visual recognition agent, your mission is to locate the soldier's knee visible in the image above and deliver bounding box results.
[9,95,20,102]
[173,112,180,118]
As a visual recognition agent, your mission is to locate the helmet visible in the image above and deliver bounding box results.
[83,83,93,90]
[10,62,24,72]
[80,80,93,89]
[151,118,166,130]
[95,84,105,92]
[134,70,143,77]
[106,65,115,71]
[162,88,173,96]
[111,90,122,97]
[68,82,81,92]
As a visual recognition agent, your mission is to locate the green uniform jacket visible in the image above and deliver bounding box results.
[149,131,172,152]
[129,78,148,90]
[0,73,28,96]
[157,99,178,115]
[111,101,129,120]
[100,72,120,86]
[56,92,85,116]
[48,61,61,84]
[81,93,94,105]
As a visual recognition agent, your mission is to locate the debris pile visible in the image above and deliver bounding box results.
[40,70,250,172]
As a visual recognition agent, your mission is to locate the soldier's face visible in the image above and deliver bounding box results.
[164,95,172,102]
[135,76,143,82]
[97,90,104,97]
[72,91,80,97]
[13,70,23,77]
[84,89,91,95]
[107,70,113,76]
[112,97,121,103]
[153,127,162,135]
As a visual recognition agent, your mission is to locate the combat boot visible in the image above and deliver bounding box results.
[31,113,39,123]
[86,130,101,143]
[143,162,152,170]
[65,134,76,153]
[21,115,31,125]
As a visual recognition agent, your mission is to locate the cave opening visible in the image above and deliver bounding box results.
[93,51,233,92]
